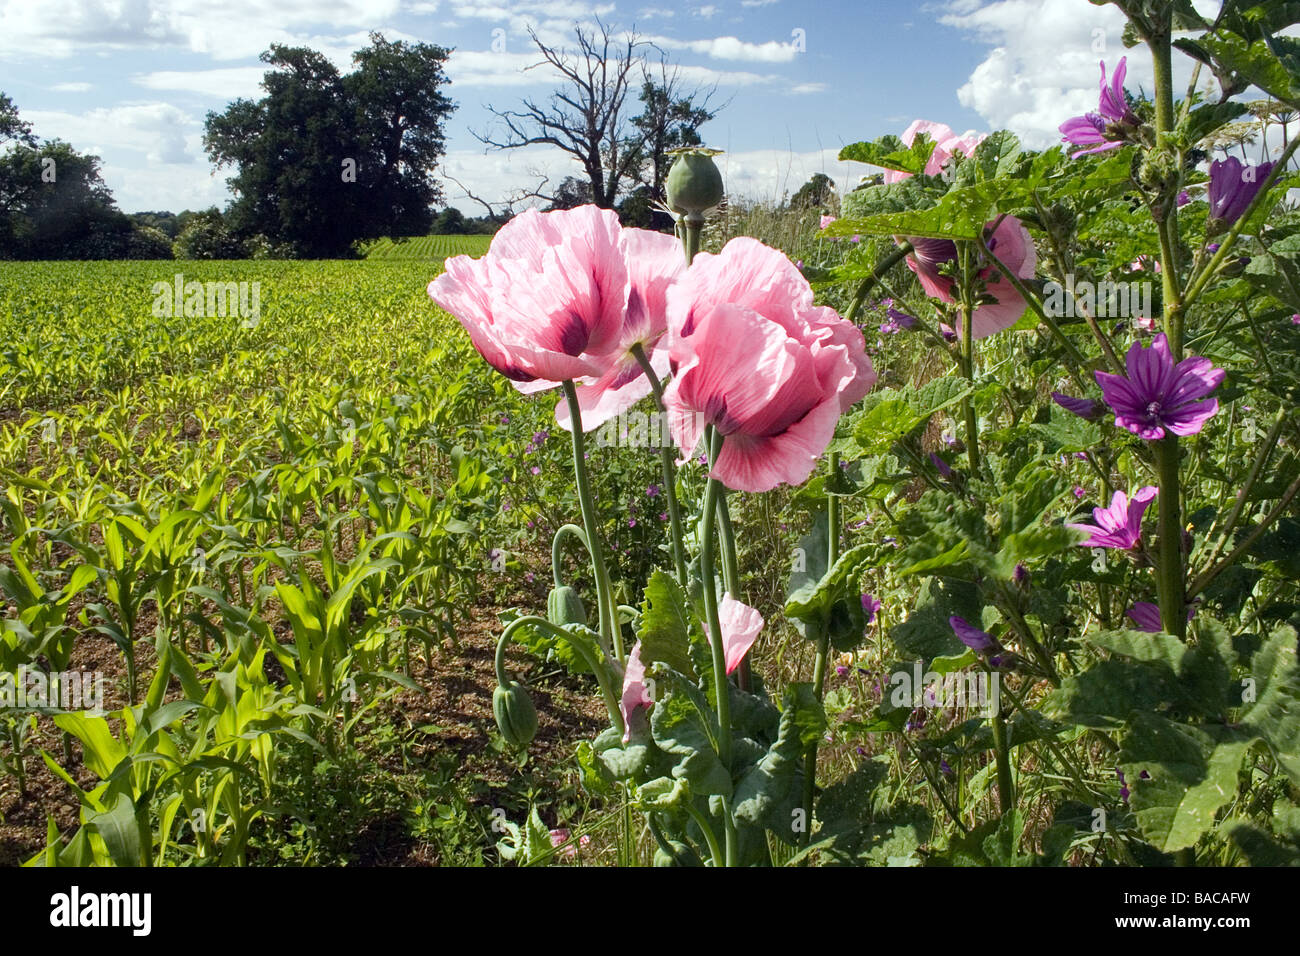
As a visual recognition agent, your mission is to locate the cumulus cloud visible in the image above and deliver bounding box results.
[134,67,269,99]
[659,34,801,62]
[939,0,1210,148]
[25,103,199,165]
[0,0,407,60]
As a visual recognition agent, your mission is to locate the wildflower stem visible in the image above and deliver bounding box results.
[1188,470,1300,601]
[682,217,704,264]
[1199,409,1285,574]
[716,495,750,692]
[699,425,736,865]
[959,307,981,473]
[562,380,623,662]
[630,343,690,588]
[495,615,623,734]
[801,451,841,850]
[550,523,589,588]
[683,801,724,868]
[990,705,1014,814]
[843,242,913,324]
[1153,435,1187,638]
[981,240,1089,384]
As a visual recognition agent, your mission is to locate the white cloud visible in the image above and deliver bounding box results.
[51,83,94,93]
[939,0,1208,148]
[660,34,801,62]
[637,6,676,19]
[693,5,719,17]
[25,103,199,165]
[134,67,270,99]
[789,82,826,95]
[740,0,781,7]
[711,147,868,203]
[0,0,406,60]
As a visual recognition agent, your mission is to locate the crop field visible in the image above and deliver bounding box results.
[0,259,642,865]
[360,235,493,262]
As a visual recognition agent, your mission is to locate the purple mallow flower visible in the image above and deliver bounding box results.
[880,308,919,335]
[1117,769,1130,804]
[1208,157,1275,230]
[1051,391,1105,421]
[949,616,1001,656]
[1094,333,1224,440]
[929,451,953,477]
[1059,58,1139,156]
[861,593,882,625]
[646,484,660,498]
[1067,486,1157,550]
[1126,601,1195,633]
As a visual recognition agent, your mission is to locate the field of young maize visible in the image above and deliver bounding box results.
[0,259,637,866]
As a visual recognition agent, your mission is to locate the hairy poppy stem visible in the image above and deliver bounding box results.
[629,343,690,589]
[699,425,736,865]
[562,380,623,662]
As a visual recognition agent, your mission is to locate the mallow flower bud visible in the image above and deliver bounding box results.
[666,148,724,222]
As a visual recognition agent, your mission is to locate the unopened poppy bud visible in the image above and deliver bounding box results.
[666,148,724,221]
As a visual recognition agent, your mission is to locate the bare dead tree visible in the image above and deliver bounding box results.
[444,171,553,222]
[632,55,722,199]
[475,20,650,209]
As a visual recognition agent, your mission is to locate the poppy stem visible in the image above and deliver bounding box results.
[629,343,690,589]
[562,380,623,663]
[550,523,589,588]
[699,425,736,865]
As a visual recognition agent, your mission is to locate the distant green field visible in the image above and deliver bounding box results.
[361,234,493,261]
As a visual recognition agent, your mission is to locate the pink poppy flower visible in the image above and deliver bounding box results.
[429,205,629,389]
[708,594,764,674]
[548,828,591,861]
[667,237,876,411]
[620,641,653,743]
[663,241,875,492]
[554,226,685,431]
[883,119,986,184]
[903,216,1037,339]
[1067,486,1157,550]
[820,214,837,230]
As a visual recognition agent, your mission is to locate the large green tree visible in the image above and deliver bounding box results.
[203,33,454,257]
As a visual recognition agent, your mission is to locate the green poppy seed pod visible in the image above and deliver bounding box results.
[666,150,724,221]
[547,585,587,628]
[493,680,538,749]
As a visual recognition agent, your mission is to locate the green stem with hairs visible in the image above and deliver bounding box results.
[550,523,589,588]
[561,380,622,662]
[843,243,914,324]
[800,452,841,849]
[698,426,736,865]
[494,615,623,733]
[1154,436,1187,638]
[682,216,704,264]
[630,343,690,588]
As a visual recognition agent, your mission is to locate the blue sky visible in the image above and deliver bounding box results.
[0,0,1209,214]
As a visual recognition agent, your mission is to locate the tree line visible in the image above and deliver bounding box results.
[1,24,717,260]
